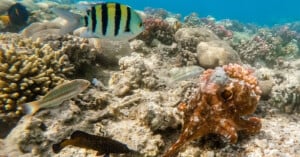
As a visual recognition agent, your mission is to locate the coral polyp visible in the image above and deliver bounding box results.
[163,63,262,157]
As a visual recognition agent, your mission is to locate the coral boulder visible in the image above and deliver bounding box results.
[197,40,241,69]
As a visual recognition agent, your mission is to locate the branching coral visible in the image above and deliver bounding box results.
[233,28,299,66]
[163,63,262,157]
[136,18,176,45]
[183,13,233,40]
[0,33,74,121]
[36,35,99,79]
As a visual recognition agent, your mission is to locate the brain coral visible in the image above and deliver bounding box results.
[0,33,74,121]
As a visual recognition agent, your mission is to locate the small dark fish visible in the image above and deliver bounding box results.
[52,130,133,156]
[7,3,29,26]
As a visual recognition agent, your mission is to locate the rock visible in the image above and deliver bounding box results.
[0,0,14,14]
[197,40,241,69]
[175,27,219,52]
[21,21,63,40]
[105,120,164,156]
[259,80,273,99]
[97,40,132,65]
[289,58,300,70]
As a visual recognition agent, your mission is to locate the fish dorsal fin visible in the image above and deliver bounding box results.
[70,130,89,139]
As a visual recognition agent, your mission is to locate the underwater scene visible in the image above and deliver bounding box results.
[1,0,300,157]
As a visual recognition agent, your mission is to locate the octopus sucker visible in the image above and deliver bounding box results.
[163,63,262,157]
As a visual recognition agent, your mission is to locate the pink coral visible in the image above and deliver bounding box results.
[163,64,262,157]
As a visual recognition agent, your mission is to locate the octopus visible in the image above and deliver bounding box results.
[163,63,262,157]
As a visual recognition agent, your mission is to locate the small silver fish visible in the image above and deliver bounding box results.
[51,2,144,40]
[22,79,90,115]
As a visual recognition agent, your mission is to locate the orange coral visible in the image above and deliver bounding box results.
[163,63,262,157]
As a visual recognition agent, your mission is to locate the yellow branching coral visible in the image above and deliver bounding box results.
[0,33,74,121]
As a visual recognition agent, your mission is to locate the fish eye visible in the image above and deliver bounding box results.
[138,22,143,27]
[221,89,233,101]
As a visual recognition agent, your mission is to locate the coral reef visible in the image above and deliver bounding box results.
[0,33,74,122]
[2,5,300,157]
[40,35,98,77]
[254,60,300,113]
[136,18,176,45]
[183,13,233,40]
[175,27,219,52]
[174,27,220,66]
[183,13,203,27]
[204,22,233,40]
[197,40,241,68]
[144,7,181,20]
[144,7,169,19]
[109,53,159,97]
[163,64,262,157]
[263,61,300,113]
[232,28,300,66]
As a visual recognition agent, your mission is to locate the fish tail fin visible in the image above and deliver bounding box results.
[50,8,82,34]
[22,101,40,115]
[52,142,63,153]
[52,138,71,153]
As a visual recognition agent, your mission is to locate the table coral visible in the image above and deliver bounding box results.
[163,63,262,157]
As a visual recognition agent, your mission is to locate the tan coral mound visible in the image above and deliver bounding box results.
[163,63,262,157]
[0,33,74,121]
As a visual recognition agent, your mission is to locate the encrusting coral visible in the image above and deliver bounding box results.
[0,33,74,122]
[163,63,262,157]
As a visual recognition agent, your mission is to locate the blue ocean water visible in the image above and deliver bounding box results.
[74,0,300,26]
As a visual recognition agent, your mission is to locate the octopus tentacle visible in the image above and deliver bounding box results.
[163,64,261,156]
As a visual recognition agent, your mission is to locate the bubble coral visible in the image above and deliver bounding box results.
[163,63,262,157]
[0,33,74,122]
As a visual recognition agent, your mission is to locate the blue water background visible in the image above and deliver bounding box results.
[74,0,300,26]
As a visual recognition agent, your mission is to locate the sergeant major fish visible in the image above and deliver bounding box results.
[51,2,144,40]
[52,130,134,157]
[22,79,90,115]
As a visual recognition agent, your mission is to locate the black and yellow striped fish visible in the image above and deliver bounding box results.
[52,2,144,40]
